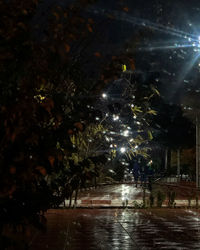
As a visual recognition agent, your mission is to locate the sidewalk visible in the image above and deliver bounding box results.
[62,182,200,208]
[30,208,200,250]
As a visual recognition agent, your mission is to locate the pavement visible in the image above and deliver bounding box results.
[30,208,200,250]
[64,183,148,208]
[63,182,200,208]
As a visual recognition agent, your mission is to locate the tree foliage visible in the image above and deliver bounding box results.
[0,0,159,247]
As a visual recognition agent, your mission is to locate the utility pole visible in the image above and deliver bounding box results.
[177,148,180,181]
[196,116,200,188]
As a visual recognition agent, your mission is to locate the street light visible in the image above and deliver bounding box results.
[120,147,126,153]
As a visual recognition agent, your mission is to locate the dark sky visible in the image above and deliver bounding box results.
[35,0,200,104]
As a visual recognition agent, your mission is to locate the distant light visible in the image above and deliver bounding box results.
[129,138,134,142]
[122,130,129,137]
[102,93,107,98]
[105,136,110,142]
[95,117,100,120]
[113,115,119,121]
[110,144,113,148]
[120,147,126,153]
[135,145,138,149]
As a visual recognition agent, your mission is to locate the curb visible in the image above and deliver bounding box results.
[61,199,200,208]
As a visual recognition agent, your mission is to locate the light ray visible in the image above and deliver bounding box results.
[139,44,193,51]
[89,7,198,42]
[177,52,200,84]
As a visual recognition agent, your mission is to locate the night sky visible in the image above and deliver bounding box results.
[33,0,200,105]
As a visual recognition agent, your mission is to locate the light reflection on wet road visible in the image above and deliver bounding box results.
[77,184,144,200]
[31,209,200,250]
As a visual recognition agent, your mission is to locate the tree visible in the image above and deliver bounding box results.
[0,0,160,248]
[151,99,195,176]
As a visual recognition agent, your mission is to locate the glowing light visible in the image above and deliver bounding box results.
[113,115,119,121]
[120,147,126,153]
[102,93,107,98]
[105,136,110,141]
[122,130,129,137]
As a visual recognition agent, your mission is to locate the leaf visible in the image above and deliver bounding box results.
[147,109,157,115]
[22,9,28,15]
[122,64,126,72]
[123,7,129,12]
[53,12,59,20]
[70,135,76,144]
[9,166,16,174]
[36,166,47,176]
[65,44,70,53]
[48,156,55,167]
[151,85,160,96]
[129,58,135,70]
[88,18,94,24]
[131,105,142,113]
[87,24,93,32]
[94,52,101,57]
[106,14,115,19]
[147,130,153,140]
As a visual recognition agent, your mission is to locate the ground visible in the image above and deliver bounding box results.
[28,183,200,249]
[30,208,200,250]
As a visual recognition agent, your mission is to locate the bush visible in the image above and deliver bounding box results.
[156,190,166,208]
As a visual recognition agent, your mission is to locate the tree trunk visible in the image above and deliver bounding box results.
[164,148,168,171]
[74,188,79,208]
[177,148,180,181]
[196,116,200,188]
[69,191,73,208]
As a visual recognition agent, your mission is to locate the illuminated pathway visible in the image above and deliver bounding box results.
[65,184,149,207]
[30,209,200,250]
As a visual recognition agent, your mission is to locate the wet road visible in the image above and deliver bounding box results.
[77,184,144,200]
[30,209,200,250]
[66,184,148,207]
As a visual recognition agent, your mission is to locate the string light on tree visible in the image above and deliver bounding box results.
[120,147,126,153]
